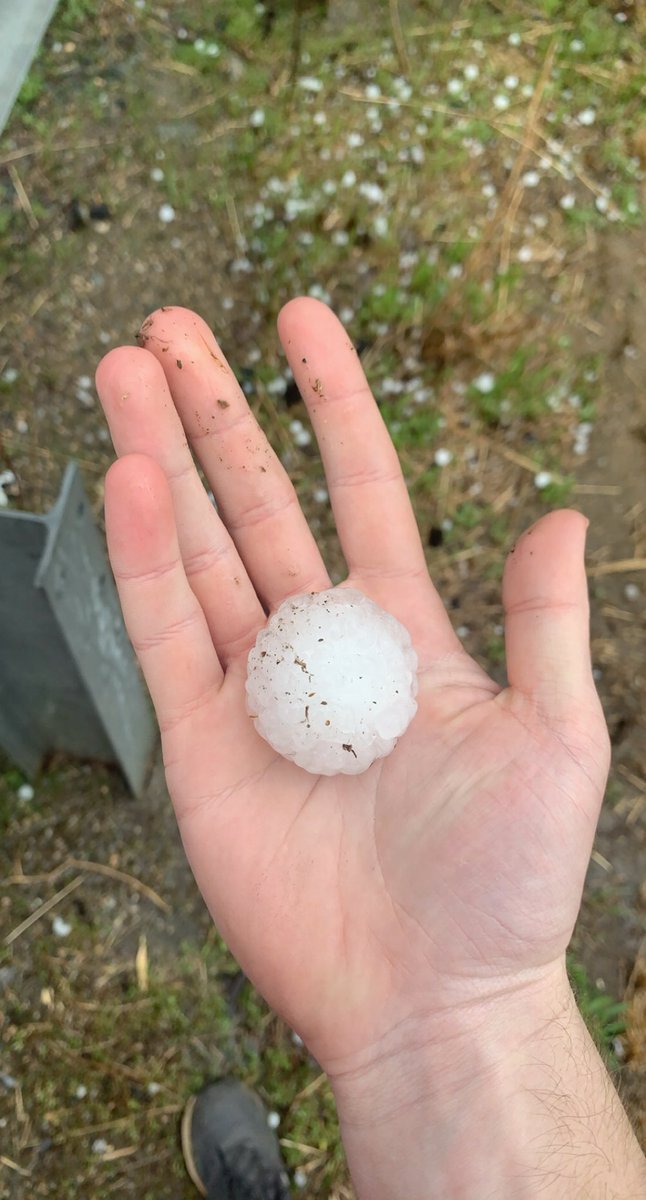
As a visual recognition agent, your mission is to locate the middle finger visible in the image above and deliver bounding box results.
[138,306,332,610]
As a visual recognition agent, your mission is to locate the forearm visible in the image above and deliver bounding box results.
[330,964,646,1200]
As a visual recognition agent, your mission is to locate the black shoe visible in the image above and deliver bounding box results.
[181,1078,291,1200]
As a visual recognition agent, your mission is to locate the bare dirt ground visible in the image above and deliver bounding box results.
[1,1,646,1193]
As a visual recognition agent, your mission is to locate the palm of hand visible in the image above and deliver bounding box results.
[97,300,609,1075]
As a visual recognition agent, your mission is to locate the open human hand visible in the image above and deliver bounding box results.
[96,300,610,1081]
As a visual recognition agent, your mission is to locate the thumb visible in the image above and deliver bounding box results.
[502,510,598,723]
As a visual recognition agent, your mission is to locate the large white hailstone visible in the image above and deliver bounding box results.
[245,588,418,776]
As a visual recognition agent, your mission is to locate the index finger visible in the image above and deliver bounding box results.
[277,298,460,660]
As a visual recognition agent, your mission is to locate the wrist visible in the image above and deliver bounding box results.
[328,960,646,1200]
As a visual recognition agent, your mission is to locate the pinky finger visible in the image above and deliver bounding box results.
[104,454,224,733]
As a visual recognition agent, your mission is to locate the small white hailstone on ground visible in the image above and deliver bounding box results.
[52,916,72,937]
[158,203,176,224]
[294,1169,308,1189]
[447,78,463,96]
[595,194,609,213]
[534,470,552,490]
[359,181,385,204]
[17,783,34,802]
[16,418,29,434]
[246,589,418,776]
[410,145,425,165]
[434,448,453,467]
[560,193,576,210]
[249,108,265,127]
[291,1031,304,1047]
[570,38,584,52]
[521,170,540,188]
[615,11,628,21]
[573,422,593,455]
[267,376,287,395]
[92,1139,111,1156]
[473,371,496,394]
[456,625,470,639]
[517,246,533,263]
[332,230,350,246]
[299,76,323,92]
[147,1082,162,1096]
[447,263,463,279]
[464,63,479,82]
[75,1085,88,1099]
[77,374,92,390]
[504,74,519,90]
[308,283,331,303]
[373,215,389,237]
[150,166,164,182]
[2,367,18,383]
[508,31,521,46]
[624,344,638,359]
[365,83,381,100]
[624,583,640,602]
[289,419,312,448]
[339,306,354,323]
[577,108,597,126]
[267,1112,280,1130]
[313,486,329,503]
[341,169,357,188]
[347,131,364,148]
[482,182,496,198]
[493,94,510,111]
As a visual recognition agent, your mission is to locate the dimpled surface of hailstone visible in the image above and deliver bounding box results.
[245,588,418,775]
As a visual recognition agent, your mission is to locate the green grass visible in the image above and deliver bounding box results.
[568,956,627,1069]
